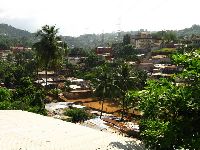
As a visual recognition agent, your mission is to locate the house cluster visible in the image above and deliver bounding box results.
[93,30,181,79]
[122,30,185,79]
[0,47,31,60]
[94,30,164,61]
[182,35,200,47]
[36,70,91,99]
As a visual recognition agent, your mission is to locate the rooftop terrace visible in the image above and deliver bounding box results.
[0,110,144,150]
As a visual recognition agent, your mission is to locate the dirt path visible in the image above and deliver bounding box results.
[60,97,121,114]
[59,96,141,117]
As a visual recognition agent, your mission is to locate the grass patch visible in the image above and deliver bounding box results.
[152,48,176,55]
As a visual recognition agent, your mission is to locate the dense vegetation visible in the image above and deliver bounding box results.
[0,24,34,48]
[130,49,200,149]
[90,62,147,119]
[0,24,31,38]
[177,24,200,37]
[0,77,46,115]
[62,31,137,49]
[0,51,37,87]
[33,25,67,85]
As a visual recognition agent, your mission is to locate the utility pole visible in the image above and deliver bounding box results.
[115,17,121,43]
[101,30,105,47]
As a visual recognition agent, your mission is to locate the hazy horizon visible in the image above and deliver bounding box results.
[1,0,200,36]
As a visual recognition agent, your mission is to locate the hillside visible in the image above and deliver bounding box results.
[177,24,200,37]
[0,24,34,48]
[0,24,32,38]
[1,23,200,49]
[64,25,200,48]
[63,31,138,49]
[0,23,133,49]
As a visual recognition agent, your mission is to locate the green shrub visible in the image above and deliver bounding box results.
[0,77,47,115]
[152,48,176,55]
[49,88,62,99]
[64,108,89,123]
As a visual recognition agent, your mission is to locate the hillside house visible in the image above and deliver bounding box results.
[134,63,154,72]
[192,38,200,47]
[96,47,113,60]
[10,46,24,53]
[151,64,180,79]
[131,32,162,53]
[131,32,152,50]
[0,50,11,60]
[150,55,171,64]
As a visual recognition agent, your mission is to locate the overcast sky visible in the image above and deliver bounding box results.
[0,0,199,36]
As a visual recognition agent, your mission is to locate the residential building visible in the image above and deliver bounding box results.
[131,31,162,52]
[192,37,200,47]
[0,50,12,60]
[131,32,152,50]
[96,47,113,60]
[150,55,171,64]
[134,63,154,72]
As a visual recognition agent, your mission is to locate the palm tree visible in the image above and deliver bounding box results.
[33,25,64,85]
[114,62,137,120]
[93,63,115,119]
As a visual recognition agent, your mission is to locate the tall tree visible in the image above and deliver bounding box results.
[93,63,115,119]
[112,43,138,61]
[33,25,63,85]
[114,63,146,120]
[123,34,131,45]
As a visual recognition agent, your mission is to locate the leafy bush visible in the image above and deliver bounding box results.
[49,88,62,97]
[64,108,89,123]
[152,48,176,55]
[0,77,47,115]
[136,50,200,149]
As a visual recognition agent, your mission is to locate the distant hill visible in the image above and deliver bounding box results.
[64,25,200,48]
[1,23,200,49]
[0,23,131,49]
[0,24,32,38]
[177,24,200,37]
[0,24,34,48]
[62,31,138,49]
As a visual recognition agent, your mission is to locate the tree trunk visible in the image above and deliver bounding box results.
[121,98,125,121]
[55,67,58,90]
[45,65,48,86]
[100,99,104,119]
[37,64,39,83]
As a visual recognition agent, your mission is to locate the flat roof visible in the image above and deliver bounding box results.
[0,110,144,150]
[152,55,167,59]
[38,71,55,75]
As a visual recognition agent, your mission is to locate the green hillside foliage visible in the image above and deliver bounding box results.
[1,23,200,49]
[177,24,200,37]
[135,49,200,149]
[62,31,137,49]
[0,24,31,38]
[0,24,34,48]
[152,48,177,55]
